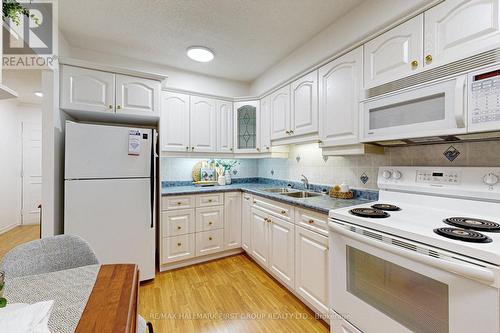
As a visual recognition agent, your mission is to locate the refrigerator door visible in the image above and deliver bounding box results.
[65,178,155,281]
[65,121,152,179]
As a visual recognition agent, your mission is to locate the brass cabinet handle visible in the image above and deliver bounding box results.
[266,146,270,150]
[285,130,290,134]
[230,148,233,151]
[308,219,315,224]
[185,146,189,151]
[208,221,213,225]
[108,104,113,109]
[177,226,182,230]
[281,210,286,215]
[209,237,213,241]
[191,147,195,151]
[425,54,432,64]
[177,202,182,205]
[116,105,122,109]
[177,242,182,246]
[244,197,250,200]
[411,60,418,69]
[317,140,323,144]
[256,147,260,151]
[208,199,213,202]
[289,130,294,134]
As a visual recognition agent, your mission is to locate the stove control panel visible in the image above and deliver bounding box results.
[416,170,461,184]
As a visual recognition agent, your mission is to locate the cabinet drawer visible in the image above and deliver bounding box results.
[196,206,224,232]
[253,195,294,222]
[162,209,195,237]
[295,208,328,236]
[195,229,224,257]
[195,193,224,207]
[161,234,195,264]
[162,195,195,210]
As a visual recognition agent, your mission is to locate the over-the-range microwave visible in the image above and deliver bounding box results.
[360,63,500,144]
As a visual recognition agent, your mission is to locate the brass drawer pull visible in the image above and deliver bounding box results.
[308,219,315,224]
[281,210,286,215]
[209,237,213,241]
[177,242,182,246]
[108,104,113,109]
[411,60,418,69]
[177,226,182,230]
[208,199,213,202]
[176,202,182,205]
[208,222,213,225]
[425,54,433,64]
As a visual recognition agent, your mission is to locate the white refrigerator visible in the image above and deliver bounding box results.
[64,121,156,281]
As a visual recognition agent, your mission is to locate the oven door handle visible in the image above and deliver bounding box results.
[454,75,466,128]
[329,222,496,284]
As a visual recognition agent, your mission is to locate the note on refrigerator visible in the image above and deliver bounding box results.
[128,129,141,155]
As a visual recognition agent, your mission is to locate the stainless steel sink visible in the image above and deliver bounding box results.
[262,188,298,194]
[281,191,323,198]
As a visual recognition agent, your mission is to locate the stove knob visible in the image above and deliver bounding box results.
[382,170,392,179]
[392,171,402,180]
[483,173,499,186]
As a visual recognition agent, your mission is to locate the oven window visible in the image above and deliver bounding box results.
[347,246,449,333]
[369,93,445,130]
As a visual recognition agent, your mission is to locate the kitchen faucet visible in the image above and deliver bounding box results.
[300,174,309,190]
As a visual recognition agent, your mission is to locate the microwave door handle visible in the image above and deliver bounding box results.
[454,76,467,128]
[329,222,496,284]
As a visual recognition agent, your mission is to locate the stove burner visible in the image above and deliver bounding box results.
[444,217,500,232]
[434,227,492,243]
[349,208,390,218]
[371,204,401,211]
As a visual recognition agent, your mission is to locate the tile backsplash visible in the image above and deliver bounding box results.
[162,141,500,190]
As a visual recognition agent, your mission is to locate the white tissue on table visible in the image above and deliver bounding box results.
[0,300,54,333]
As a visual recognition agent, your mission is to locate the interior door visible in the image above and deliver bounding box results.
[291,71,319,136]
[364,14,423,88]
[115,74,160,117]
[424,0,500,69]
[250,208,269,266]
[216,99,233,152]
[160,92,190,152]
[268,216,295,288]
[21,122,42,225]
[270,85,291,140]
[190,96,216,152]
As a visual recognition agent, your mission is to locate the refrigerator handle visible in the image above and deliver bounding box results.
[150,129,155,229]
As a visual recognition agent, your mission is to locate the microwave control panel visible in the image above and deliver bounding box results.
[469,67,500,125]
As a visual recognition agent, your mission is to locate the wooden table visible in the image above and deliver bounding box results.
[75,264,139,333]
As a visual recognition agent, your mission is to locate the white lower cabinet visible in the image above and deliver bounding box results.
[268,216,295,289]
[162,209,195,237]
[224,192,242,250]
[195,206,224,232]
[195,229,224,257]
[241,193,253,252]
[295,226,329,316]
[162,234,195,263]
[250,208,270,267]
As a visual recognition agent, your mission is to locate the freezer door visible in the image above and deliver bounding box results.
[65,121,152,179]
[65,178,155,281]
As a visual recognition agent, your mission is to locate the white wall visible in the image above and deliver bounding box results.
[0,100,41,233]
[250,0,434,95]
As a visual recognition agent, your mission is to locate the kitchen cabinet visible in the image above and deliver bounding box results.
[115,74,160,117]
[364,15,423,88]
[268,215,295,289]
[162,209,195,237]
[234,100,260,153]
[224,192,242,250]
[260,95,272,152]
[190,96,217,152]
[195,229,224,257]
[160,92,190,152]
[161,234,195,264]
[270,85,291,140]
[319,46,363,147]
[250,208,270,267]
[295,226,329,316]
[241,193,253,252]
[195,206,224,232]
[217,100,234,152]
[424,0,500,69]
[290,71,318,137]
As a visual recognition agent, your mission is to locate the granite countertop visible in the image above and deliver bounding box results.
[162,180,377,214]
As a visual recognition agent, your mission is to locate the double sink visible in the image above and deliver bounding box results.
[262,187,324,198]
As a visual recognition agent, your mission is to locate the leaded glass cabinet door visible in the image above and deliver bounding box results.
[233,101,260,153]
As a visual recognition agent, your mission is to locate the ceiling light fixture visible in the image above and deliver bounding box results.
[34,91,43,98]
[186,46,214,63]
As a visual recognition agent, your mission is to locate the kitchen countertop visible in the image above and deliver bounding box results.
[162,182,376,214]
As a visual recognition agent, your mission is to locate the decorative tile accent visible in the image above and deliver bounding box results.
[360,173,369,184]
[295,155,301,163]
[323,155,329,162]
[232,169,238,175]
[270,170,275,176]
[443,145,460,162]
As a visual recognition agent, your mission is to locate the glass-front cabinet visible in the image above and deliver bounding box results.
[233,100,260,153]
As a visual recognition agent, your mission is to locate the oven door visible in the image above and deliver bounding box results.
[329,220,500,333]
[361,76,467,142]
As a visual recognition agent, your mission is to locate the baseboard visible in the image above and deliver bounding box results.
[159,248,243,272]
[0,223,20,235]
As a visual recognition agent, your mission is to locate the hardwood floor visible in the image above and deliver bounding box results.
[0,225,40,259]
[139,254,329,333]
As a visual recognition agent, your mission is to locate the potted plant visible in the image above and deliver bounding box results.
[213,160,238,185]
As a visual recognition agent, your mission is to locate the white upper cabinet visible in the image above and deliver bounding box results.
[424,0,500,69]
[364,15,424,88]
[115,74,160,117]
[290,71,319,136]
[319,47,363,147]
[61,66,114,113]
[216,100,233,152]
[190,96,217,152]
[270,85,291,140]
[234,101,260,153]
[160,92,190,152]
[260,95,272,152]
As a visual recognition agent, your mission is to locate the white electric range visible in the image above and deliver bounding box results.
[328,166,500,333]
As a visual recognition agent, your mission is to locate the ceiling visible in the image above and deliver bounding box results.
[4,70,42,105]
[59,0,364,82]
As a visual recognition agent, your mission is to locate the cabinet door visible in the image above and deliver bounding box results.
[224,192,242,250]
[364,14,423,88]
[319,46,362,147]
[270,85,291,140]
[424,0,500,69]
[161,209,195,237]
[295,226,329,316]
[291,71,318,136]
[241,194,253,252]
[260,96,272,152]
[161,234,195,264]
[190,96,216,152]
[250,208,269,267]
[115,74,160,117]
[61,66,114,113]
[234,101,260,153]
[160,92,190,152]
[268,216,295,289]
[216,100,233,152]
